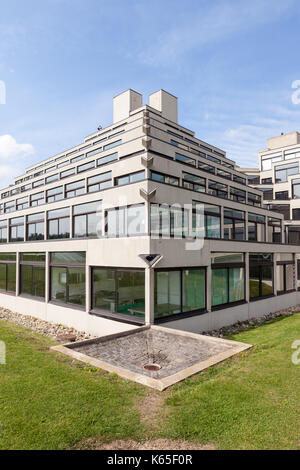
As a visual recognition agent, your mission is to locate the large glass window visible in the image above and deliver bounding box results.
[47,208,70,239]
[105,204,145,237]
[224,209,245,240]
[211,253,245,307]
[0,253,16,293]
[30,191,45,207]
[192,201,221,239]
[268,204,290,220]
[248,192,261,207]
[154,268,206,319]
[175,152,196,167]
[150,171,179,186]
[0,221,7,243]
[230,187,246,203]
[73,201,102,238]
[50,252,86,306]
[275,191,289,200]
[27,213,44,241]
[87,172,112,193]
[9,217,24,242]
[46,186,63,203]
[20,253,45,298]
[268,217,281,243]
[182,172,205,192]
[65,180,85,198]
[249,253,273,299]
[248,213,265,242]
[275,162,298,183]
[92,268,145,320]
[115,171,145,186]
[277,260,294,294]
[208,181,228,199]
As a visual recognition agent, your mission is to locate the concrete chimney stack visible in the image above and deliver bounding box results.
[149,89,178,123]
[113,89,143,124]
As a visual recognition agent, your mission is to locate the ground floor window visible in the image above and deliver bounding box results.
[277,255,294,294]
[211,253,245,307]
[20,253,46,298]
[92,268,145,320]
[249,253,273,299]
[154,268,206,319]
[50,252,86,307]
[0,253,16,293]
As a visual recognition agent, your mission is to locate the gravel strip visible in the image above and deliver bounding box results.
[203,305,300,338]
[0,307,94,341]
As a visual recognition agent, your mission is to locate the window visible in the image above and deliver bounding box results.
[87,172,112,193]
[21,183,32,191]
[249,253,273,299]
[115,170,145,186]
[175,152,196,167]
[16,196,29,211]
[65,180,85,198]
[154,268,206,319]
[288,226,300,244]
[232,174,246,184]
[60,168,75,179]
[46,186,63,203]
[45,166,56,173]
[71,154,85,163]
[182,172,205,192]
[248,213,265,242]
[150,204,191,238]
[293,208,300,220]
[9,217,24,242]
[0,253,16,293]
[275,190,289,200]
[57,161,69,169]
[275,162,298,183]
[261,152,283,170]
[224,209,245,240]
[192,201,221,239]
[217,169,231,180]
[103,139,122,151]
[45,174,59,184]
[259,187,273,200]
[27,213,44,241]
[211,253,245,307]
[170,139,189,150]
[0,221,7,243]
[277,257,294,294]
[292,178,300,199]
[268,217,281,243]
[30,191,45,207]
[230,187,246,203]
[92,268,145,320]
[50,252,86,307]
[208,181,228,199]
[47,208,70,239]
[97,152,118,166]
[20,253,45,298]
[248,192,261,207]
[150,171,179,186]
[198,161,215,174]
[268,204,290,220]
[261,177,272,184]
[4,201,15,214]
[32,179,44,188]
[105,204,145,237]
[73,201,102,238]
[77,161,95,173]
[206,155,220,163]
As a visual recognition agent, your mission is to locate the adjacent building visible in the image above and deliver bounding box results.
[0,89,299,336]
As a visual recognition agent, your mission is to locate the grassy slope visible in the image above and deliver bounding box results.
[0,321,144,450]
[162,314,300,450]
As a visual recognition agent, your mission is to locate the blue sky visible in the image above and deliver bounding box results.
[1,0,300,187]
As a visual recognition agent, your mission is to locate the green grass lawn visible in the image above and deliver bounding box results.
[1,314,300,449]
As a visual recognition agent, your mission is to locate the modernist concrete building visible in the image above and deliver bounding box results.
[241,131,300,246]
[0,89,299,336]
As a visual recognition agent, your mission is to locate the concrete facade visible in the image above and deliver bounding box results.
[0,90,299,336]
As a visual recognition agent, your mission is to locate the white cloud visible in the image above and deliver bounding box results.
[0,134,35,188]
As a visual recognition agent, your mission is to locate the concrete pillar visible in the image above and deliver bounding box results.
[145,267,154,324]
[45,251,50,303]
[16,251,20,296]
[220,206,224,239]
[245,210,249,240]
[86,264,91,313]
[273,252,278,296]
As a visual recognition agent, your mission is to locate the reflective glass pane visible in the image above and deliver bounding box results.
[182,269,205,312]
